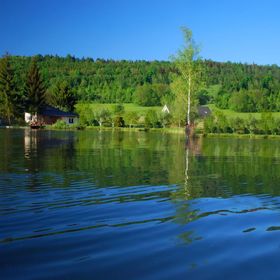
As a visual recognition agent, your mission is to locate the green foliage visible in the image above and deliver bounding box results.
[8,56,176,105]
[113,116,125,127]
[134,83,170,106]
[197,89,210,105]
[6,54,280,123]
[113,103,125,115]
[145,109,159,128]
[75,103,95,126]
[52,119,69,129]
[215,89,230,109]
[204,115,216,133]
[260,112,275,134]
[171,26,204,126]
[206,84,222,102]
[76,102,165,128]
[170,77,199,127]
[247,115,258,134]
[95,108,111,126]
[205,61,280,112]
[159,112,172,128]
[204,111,280,135]
[25,58,46,114]
[124,111,138,128]
[230,117,245,134]
[47,80,77,112]
[0,55,20,124]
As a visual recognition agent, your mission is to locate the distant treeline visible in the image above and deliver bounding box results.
[7,55,280,112]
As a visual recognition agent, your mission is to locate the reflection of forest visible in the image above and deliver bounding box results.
[178,137,280,200]
[0,129,188,192]
[74,130,187,187]
[173,137,280,247]
[2,130,280,197]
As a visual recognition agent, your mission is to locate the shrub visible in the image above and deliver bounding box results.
[145,109,159,128]
[124,111,138,128]
[113,116,125,127]
[52,119,69,129]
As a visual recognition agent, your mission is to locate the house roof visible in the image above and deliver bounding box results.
[162,104,170,113]
[198,106,211,117]
[39,105,78,117]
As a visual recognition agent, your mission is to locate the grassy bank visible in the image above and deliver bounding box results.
[208,104,280,120]
[19,124,185,135]
[76,103,162,114]
[203,133,280,139]
[75,126,185,134]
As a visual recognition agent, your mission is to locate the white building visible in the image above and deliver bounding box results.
[162,104,170,114]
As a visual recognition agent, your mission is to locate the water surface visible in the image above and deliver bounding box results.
[2,129,280,279]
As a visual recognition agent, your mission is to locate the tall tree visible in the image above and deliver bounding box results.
[171,27,203,131]
[25,58,46,115]
[170,77,188,127]
[0,54,19,124]
[48,81,77,112]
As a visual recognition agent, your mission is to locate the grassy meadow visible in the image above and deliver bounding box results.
[76,103,162,114]
[208,104,280,120]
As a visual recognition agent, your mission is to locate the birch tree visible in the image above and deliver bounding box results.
[171,27,203,130]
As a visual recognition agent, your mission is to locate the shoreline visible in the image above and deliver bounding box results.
[0,125,186,135]
[3,125,280,139]
[203,133,280,139]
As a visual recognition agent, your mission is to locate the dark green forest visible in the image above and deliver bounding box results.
[6,55,280,109]
[2,54,280,125]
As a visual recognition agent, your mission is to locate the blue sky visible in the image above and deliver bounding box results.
[1,0,280,64]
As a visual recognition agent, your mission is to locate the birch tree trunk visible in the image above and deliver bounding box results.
[187,75,191,126]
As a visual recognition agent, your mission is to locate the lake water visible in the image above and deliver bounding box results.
[2,129,280,279]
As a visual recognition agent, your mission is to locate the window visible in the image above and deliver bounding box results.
[69,118,74,124]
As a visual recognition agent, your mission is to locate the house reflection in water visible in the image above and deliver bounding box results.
[24,129,38,159]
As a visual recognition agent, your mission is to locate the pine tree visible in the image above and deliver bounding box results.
[48,81,77,112]
[25,58,46,115]
[0,54,18,124]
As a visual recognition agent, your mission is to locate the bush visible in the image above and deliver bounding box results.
[94,109,112,126]
[159,112,172,128]
[145,109,159,128]
[113,116,125,127]
[204,112,280,136]
[124,111,138,128]
[52,119,69,129]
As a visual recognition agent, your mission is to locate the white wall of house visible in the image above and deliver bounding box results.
[24,112,39,124]
[24,112,32,123]
[61,116,79,125]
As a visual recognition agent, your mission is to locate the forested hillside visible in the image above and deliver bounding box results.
[9,55,176,105]
[4,55,280,112]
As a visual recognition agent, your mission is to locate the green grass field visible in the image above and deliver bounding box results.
[77,103,280,119]
[76,103,162,114]
[208,104,280,120]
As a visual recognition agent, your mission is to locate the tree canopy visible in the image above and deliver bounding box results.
[171,27,203,127]
[1,54,280,125]
[25,58,46,114]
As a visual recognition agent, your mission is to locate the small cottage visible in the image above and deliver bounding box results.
[25,105,79,126]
